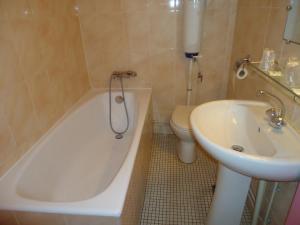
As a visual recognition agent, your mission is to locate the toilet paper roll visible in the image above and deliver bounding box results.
[236,67,248,80]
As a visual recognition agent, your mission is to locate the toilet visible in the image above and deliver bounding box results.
[170,105,197,163]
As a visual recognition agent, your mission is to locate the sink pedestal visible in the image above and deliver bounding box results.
[207,164,251,225]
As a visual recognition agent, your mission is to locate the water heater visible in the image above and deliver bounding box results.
[183,0,206,58]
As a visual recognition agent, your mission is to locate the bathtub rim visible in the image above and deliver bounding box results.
[0,88,152,217]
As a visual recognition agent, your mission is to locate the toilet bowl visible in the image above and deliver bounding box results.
[170,105,197,163]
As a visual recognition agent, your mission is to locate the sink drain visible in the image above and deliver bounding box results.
[231,145,244,152]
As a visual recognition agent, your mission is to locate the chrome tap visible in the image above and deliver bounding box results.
[257,90,285,129]
[111,70,137,79]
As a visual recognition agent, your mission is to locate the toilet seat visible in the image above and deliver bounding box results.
[171,105,196,131]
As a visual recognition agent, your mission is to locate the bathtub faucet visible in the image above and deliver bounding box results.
[111,70,137,79]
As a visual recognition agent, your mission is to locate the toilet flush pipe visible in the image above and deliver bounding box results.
[186,58,194,106]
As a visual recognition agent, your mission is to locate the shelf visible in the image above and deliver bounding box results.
[248,62,300,103]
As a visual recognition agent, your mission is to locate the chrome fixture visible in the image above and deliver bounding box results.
[111,70,137,79]
[109,70,137,139]
[257,90,285,129]
[115,96,124,104]
[235,55,251,71]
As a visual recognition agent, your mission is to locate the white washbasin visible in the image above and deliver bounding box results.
[190,100,300,181]
[190,100,300,225]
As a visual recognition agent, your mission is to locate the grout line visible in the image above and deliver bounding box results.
[141,134,252,225]
[75,3,94,89]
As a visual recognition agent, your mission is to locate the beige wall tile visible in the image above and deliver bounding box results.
[32,0,76,17]
[28,72,65,133]
[0,0,30,20]
[271,0,290,8]
[149,10,177,55]
[126,11,150,56]
[150,50,176,119]
[232,6,270,61]
[0,109,18,180]
[148,0,182,13]
[2,82,41,152]
[79,10,129,88]
[121,0,149,12]
[78,0,238,123]
[0,0,90,176]
[76,0,98,16]
[174,54,187,105]
[207,0,232,10]
[238,0,271,8]
[0,25,23,96]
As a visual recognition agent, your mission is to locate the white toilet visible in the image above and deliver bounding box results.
[170,105,197,163]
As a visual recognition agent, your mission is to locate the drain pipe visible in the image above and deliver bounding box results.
[251,180,267,225]
[263,182,279,225]
[251,181,279,225]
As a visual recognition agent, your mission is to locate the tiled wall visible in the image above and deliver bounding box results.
[228,0,300,64]
[0,0,90,176]
[228,1,300,225]
[77,0,238,125]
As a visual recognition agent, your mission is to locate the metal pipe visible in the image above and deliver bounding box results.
[186,58,194,105]
[251,180,267,225]
[263,182,279,225]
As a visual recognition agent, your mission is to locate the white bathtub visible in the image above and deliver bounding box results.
[0,89,152,225]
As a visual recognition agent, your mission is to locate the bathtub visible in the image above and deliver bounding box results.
[0,88,152,225]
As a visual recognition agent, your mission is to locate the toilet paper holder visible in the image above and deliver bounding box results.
[234,55,252,80]
[235,55,251,72]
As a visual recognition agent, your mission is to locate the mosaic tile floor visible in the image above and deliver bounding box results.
[141,134,252,225]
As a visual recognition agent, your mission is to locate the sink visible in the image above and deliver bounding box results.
[191,100,300,181]
[190,100,300,225]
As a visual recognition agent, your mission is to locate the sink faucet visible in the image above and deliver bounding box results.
[257,90,285,129]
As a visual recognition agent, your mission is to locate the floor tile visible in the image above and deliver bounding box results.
[141,134,252,225]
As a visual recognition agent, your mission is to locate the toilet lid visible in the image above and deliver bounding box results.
[171,105,196,131]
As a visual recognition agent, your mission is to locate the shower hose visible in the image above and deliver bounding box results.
[109,75,129,139]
